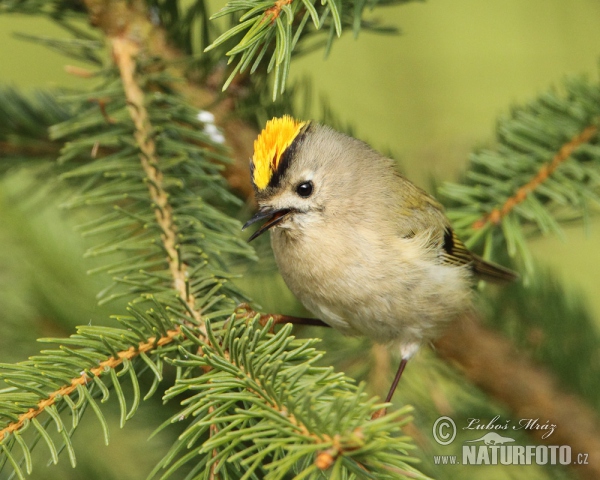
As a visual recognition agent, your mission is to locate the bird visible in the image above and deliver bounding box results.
[242,115,518,414]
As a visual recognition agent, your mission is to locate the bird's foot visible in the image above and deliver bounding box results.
[371,408,388,420]
[235,304,331,331]
[235,303,280,332]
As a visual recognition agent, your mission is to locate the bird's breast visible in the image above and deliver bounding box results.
[269,223,472,345]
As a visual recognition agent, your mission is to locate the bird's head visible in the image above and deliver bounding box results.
[243,115,387,241]
[243,116,322,241]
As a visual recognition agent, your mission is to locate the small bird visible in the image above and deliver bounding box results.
[243,116,517,412]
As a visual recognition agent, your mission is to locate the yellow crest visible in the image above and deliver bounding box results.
[252,115,307,190]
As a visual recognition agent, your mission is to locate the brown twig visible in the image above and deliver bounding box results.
[65,65,95,78]
[89,98,117,124]
[111,36,203,330]
[264,0,293,23]
[0,141,60,157]
[473,124,598,229]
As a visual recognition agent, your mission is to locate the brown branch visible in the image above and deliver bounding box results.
[434,313,600,480]
[0,141,60,157]
[473,124,598,229]
[0,327,181,443]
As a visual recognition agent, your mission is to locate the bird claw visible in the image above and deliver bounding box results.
[235,303,257,319]
[370,408,387,420]
[235,303,278,332]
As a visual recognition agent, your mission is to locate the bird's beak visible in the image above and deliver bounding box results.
[242,207,291,242]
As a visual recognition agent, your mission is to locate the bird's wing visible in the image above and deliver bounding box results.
[440,227,474,267]
[393,178,518,282]
[440,227,518,282]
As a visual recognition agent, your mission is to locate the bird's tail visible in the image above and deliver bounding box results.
[472,254,519,283]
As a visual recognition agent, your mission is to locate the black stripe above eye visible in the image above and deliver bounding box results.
[267,123,311,189]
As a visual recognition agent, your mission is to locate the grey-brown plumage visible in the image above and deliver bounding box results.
[244,120,518,404]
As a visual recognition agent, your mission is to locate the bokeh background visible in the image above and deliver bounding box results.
[1,1,599,479]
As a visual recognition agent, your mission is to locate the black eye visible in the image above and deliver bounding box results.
[296,181,313,198]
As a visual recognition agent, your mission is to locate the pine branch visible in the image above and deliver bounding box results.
[471,124,598,230]
[0,299,188,477]
[1,0,260,201]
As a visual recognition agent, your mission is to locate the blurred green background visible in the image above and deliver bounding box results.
[1,1,599,479]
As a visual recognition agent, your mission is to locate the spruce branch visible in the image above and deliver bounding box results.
[82,0,261,200]
[441,77,600,277]
[0,325,182,444]
[111,35,203,327]
[151,317,424,480]
[207,0,413,99]
[0,298,192,478]
[1,1,252,474]
[0,2,428,478]
[471,124,598,230]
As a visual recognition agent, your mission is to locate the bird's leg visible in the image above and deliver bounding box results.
[371,357,409,420]
[235,304,330,331]
[385,357,409,403]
